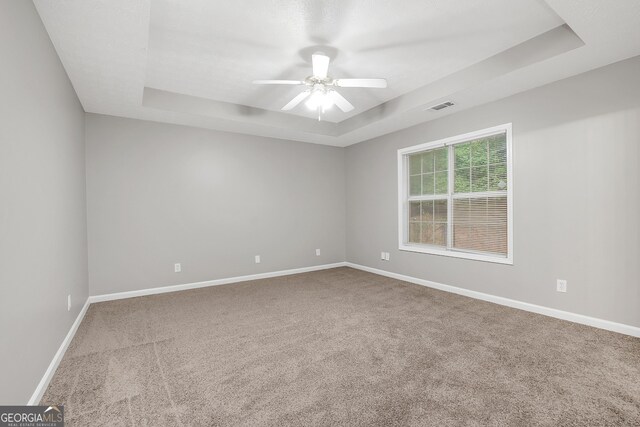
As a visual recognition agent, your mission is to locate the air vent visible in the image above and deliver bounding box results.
[428,101,455,111]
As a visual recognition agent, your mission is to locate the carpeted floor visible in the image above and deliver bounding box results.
[42,267,640,426]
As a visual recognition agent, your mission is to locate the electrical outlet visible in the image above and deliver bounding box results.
[381,252,385,260]
[255,255,261,264]
[384,252,390,261]
[67,294,71,312]
[557,279,567,293]
[316,248,321,256]
[174,263,182,273]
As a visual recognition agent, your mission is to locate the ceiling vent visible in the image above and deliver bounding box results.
[428,101,455,111]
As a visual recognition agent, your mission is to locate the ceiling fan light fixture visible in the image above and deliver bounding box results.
[323,95,334,110]
[305,89,333,110]
[305,92,322,110]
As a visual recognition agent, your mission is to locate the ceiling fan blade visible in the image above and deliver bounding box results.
[252,80,304,85]
[328,91,354,113]
[311,53,330,79]
[281,91,311,111]
[334,78,387,88]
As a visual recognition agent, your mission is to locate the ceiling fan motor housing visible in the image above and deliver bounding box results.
[305,76,334,86]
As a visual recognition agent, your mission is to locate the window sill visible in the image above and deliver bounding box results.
[399,243,513,265]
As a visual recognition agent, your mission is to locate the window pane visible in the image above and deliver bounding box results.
[409,222,420,243]
[409,153,422,175]
[422,173,434,195]
[420,200,433,221]
[421,151,434,173]
[435,171,448,194]
[434,199,447,221]
[409,174,421,196]
[488,134,507,164]
[420,222,433,244]
[433,223,447,246]
[489,163,508,191]
[470,140,488,166]
[434,148,448,171]
[454,143,471,169]
[454,168,471,193]
[452,196,507,256]
[409,201,421,221]
[471,166,488,192]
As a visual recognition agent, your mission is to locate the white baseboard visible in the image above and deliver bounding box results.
[28,298,91,405]
[345,262,640,338]
[88,262,348,303]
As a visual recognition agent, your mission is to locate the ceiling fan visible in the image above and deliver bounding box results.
[253,52,387,120]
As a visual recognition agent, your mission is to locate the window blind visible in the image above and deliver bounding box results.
[452,196,508,255]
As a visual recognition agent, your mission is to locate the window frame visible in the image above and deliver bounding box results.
[397,123,513,265]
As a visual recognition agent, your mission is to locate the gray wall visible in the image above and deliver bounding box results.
[85,114,346,295]
[0,1,88,404]
[346,56,640,328]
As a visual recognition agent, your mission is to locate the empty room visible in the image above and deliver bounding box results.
[1,0,639,425]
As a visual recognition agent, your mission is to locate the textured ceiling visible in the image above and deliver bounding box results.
[145,0,562,123]
[33,0,640,146]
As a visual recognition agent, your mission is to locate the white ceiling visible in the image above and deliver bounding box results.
[145,0,562,123]
[34,0,640,147]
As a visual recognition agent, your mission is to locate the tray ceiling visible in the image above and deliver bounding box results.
[34,0,640,146]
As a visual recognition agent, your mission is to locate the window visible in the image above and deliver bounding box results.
[398,124,513,264]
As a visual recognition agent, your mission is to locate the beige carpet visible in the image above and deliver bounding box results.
[42,267,640,426]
